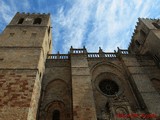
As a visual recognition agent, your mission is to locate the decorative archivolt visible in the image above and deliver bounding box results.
[90,61,126,80]
[45,79,69,89]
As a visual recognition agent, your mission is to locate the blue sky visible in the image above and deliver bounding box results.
[0,0,160,53]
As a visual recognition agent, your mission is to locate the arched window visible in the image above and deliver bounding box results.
[151,78,160,94]
[48,27,50,36]
[18,18,24,24]
[105,102,110,113]
[33,18,42,24]
[52,110,60,120]
[152,22,160,29]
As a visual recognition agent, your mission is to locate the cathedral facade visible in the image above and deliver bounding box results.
[0,12,160,120]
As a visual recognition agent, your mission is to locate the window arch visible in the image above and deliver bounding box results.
[52,110,60,120]
[151,78,160,94]
[33,18,42,24]
[18,18,24,24]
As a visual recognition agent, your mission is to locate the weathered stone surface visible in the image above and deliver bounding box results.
[0,12,51,120]
[0,13,160,120]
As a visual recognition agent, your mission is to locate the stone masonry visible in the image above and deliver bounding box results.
[0,13,160,120]
[0,12,51,120]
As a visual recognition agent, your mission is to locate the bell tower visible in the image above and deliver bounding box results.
[129,18,160,67]
[0,12,52,120]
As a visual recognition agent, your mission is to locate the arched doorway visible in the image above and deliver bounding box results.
[45,101,66,120]
[52,110,60,120]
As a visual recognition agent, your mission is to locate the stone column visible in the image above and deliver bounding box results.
[70,48,97,120]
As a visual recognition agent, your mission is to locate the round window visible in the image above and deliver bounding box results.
[99,80,119,95]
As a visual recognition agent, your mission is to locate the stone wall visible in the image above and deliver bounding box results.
[39,60,72,120]
[121,54,160,115]
[0,70,40,120]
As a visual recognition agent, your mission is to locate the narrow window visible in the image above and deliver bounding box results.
[140,30,146,37]
[22,30,27,34]
[8,33,15,40]
[135,40,140,47]
[39,72,41,79]
[30,33,37,39]
[152,22,160,29]
[48,27,50,36]
[52,110,60,120]
[18,18,24,24]
[105,102,110,113]
[9,33,15,37]
[0,58,4,61]
[33,18,42,24]
[49,40,51,48]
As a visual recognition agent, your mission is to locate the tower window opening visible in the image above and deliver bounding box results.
[18,18,24,24]
[9,33,15,37]
[152,22,160,29]
[140,29,146,37]
[105,102,110,113]
[48,27,50,36]
[135,40,140,47]
[52,110,60,120]
[33,18,42,24]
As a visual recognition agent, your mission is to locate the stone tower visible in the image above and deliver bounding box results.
[0,13,160,120]
[0,12,52,120]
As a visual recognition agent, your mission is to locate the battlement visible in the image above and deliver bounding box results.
[16,12,50,16]
[8,12,51,27]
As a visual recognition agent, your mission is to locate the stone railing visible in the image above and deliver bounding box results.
[47,48,130,60]
[88,53,100,58]
[47,54,69,59]
[118,49,129,55]
[88,53,117,58]
[70,46,87,54]
[104,53,117,57]
[71,49,86,54]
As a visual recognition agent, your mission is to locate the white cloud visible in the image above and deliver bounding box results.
[0,0,31,31]
[0,1,14,24]
[0,0,159,53]
[86,0,155,52]
[53,0,94,52]
[53,0,160,53]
